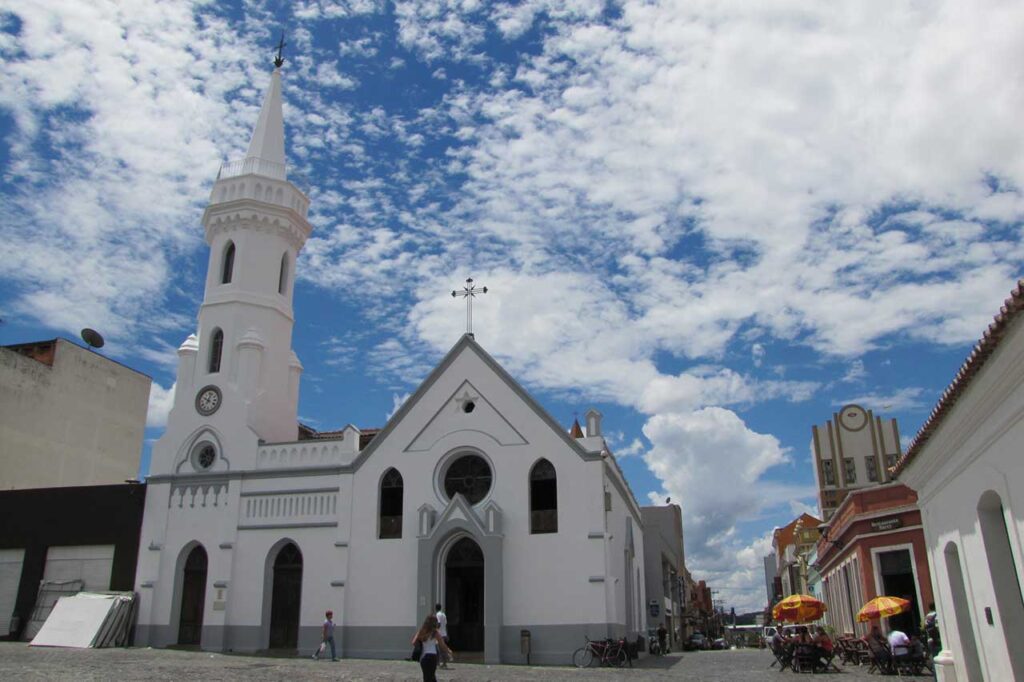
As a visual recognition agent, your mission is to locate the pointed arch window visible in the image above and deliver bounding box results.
[379,468,403,539]
[208,329,224,373]
[221,242,235,284]
[530,458,558,534]
[278,252,289,295]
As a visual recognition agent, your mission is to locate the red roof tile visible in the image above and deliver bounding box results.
[893,279,1024,476]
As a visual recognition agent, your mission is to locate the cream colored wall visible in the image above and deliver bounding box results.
[0,339,150,489]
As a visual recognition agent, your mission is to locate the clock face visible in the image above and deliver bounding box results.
[196,385,222,416]
[840,405,867,431]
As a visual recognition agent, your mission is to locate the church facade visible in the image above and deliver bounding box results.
[133,63,647,664]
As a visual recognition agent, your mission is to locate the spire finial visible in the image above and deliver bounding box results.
[274,32,286,68]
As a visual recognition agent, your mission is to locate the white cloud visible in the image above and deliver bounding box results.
[842,360,866,384]
[641,407,818,610]
[751,343,765,368]
[837,387,927,413]
[616,438,646,458]
[146,381,175,428]
[387,391,411,420]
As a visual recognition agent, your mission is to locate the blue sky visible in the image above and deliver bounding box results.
[2,0,1023,612]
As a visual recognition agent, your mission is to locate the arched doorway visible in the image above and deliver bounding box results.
[445,537,484,652]
[944,542,983,682]
[268,543,303,650]
[977,491,1024,680]
[177,545,208,645]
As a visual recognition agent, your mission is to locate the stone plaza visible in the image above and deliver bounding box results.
[0,643,925,681]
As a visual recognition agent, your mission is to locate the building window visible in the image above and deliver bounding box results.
[443,454,492,505]
[379,468,403,539]
[221,242,235,284]
[843,458,857,485]
[190,441,217,471]
[865,456,879,482]
[208,329,223,373]
[529,458,557,534]
[885,453,897,470]
[822,460,836,486]
[278,252,289,295]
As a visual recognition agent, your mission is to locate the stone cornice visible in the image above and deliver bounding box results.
[200,292,295,323]
[202,202,312,252]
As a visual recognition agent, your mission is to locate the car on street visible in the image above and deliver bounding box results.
[687,632,710,650]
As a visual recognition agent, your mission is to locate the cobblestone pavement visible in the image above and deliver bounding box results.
[0,643,932,681]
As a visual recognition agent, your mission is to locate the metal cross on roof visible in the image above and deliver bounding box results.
[274,33,286,68]
[451,277,488,335]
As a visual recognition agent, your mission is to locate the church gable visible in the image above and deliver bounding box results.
[404,379,528,452]
[353,334,601,470]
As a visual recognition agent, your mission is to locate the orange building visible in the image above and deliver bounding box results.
[815,482,934,636]
[772,513,822,598]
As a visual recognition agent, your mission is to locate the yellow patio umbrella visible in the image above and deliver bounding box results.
[857,596,911,622]
[772,594,828,623]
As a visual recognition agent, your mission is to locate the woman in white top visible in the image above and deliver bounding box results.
[412,614,454,682]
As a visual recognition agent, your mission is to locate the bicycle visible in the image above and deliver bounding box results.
[572,636,629,668]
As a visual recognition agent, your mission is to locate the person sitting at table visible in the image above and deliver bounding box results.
[865,626,892,670]
[888,628,911,658]
[813,626,834,660]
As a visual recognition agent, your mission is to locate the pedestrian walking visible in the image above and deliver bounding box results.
[435,603,450,669]
[412,613,453,682]
[312,610,337,661]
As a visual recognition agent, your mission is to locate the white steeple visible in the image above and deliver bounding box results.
[244,67,287,170]
[151,56,313,473]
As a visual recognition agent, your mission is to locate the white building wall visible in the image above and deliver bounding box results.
[344,347,611,630]
[900,308,1024,682]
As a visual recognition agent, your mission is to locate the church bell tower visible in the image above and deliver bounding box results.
[152,56,311,475]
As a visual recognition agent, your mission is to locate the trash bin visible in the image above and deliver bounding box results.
[520,629,531,664]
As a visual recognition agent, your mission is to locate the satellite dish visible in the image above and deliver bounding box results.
[81,328,105,349]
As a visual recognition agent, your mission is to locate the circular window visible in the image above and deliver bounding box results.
[462,401,476,413]
[191,442,217,471]
[443,454,492,504]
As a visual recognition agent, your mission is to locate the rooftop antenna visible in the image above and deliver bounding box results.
[81,328,105,351]
[451,277,488,336]
[274,32,286,68]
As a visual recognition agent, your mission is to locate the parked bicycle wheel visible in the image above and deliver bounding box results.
[602,647,626,667]
[572,646,594,668]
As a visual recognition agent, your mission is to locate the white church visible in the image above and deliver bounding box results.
[133,60,648,664]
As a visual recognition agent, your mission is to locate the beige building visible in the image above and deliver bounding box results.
[0,338,151,490]
[811,404,902,520]
[641,503,687,647]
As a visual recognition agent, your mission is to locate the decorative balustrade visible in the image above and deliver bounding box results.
[170,480,228,509]
[217,157,287,181]
[239,489,338,528]
[257,440,352,469]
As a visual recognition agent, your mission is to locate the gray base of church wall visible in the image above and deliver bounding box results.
[338,625,415,660]
[135,622,631,665]
[133,624,322,655]
[499,623,627,665]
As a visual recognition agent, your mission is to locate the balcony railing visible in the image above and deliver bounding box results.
[217,157,287,182]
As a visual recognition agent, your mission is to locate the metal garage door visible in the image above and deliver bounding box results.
[23,545,115,640]
[42,545,115,590]
[0,549,25,635]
